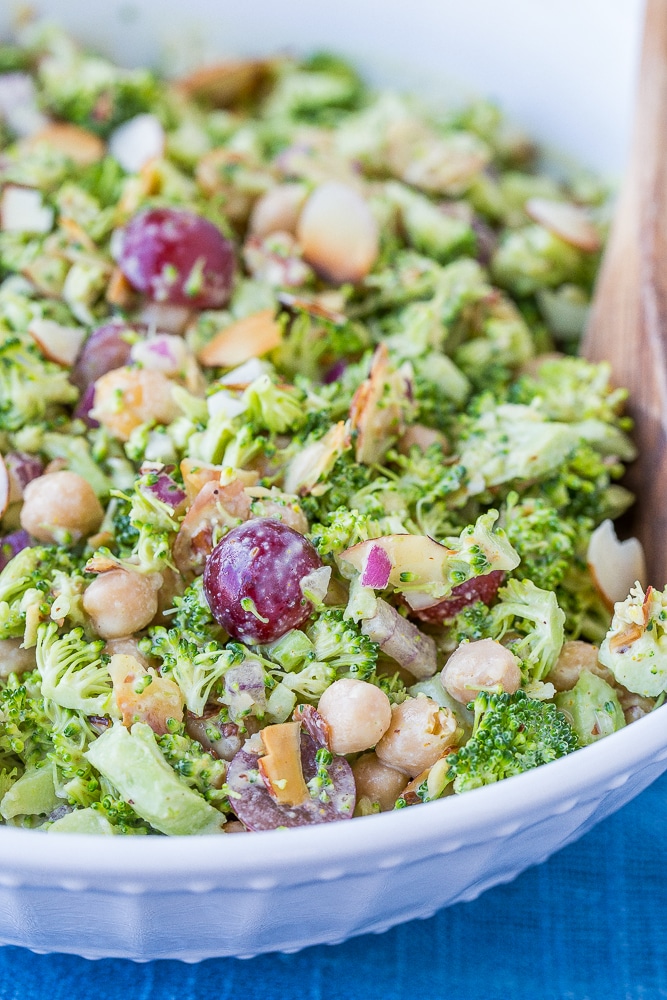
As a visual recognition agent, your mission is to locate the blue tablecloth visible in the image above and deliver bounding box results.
[3,770,667,1000]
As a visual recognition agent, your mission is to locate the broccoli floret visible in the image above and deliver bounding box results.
[504,495,577,591]
[309,506,382,561]
[243,374,306,434]
[300,451,375,523]
[306,609,379,680]
[41,431,112,497]
[444,689,579,793]
[0,672,53,771]
[156,725,228,811]
[0,546,87,641]
[168,577,223,645]
[490,578,565,681]
[274,309,370,382]
[111,469,182,573]
[457,403,580,497]
[384,181,476,263]
[274,661,337,700]
[511,356,629,425]
[0,335,77,431]
[142,627,232,716]
[35,623,113,716]
[491,224,593,297]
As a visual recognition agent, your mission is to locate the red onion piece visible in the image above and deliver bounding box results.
[361,544,392,589]
[4,452,43,503]
[139,470,187,512]
[73,383,99,428]
[0,530,32,572]
[361,598,438,679]
[223,658,267,722]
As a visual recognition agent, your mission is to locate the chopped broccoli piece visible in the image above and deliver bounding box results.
[309,506,382,561]
[0,546,87,641]
[35,622,113,716]
[0,335,77,431]
[243,374,306,434]
[490,578,565,682]
[156,725,228,810]
[554,671,625,746]
[306,609,379,680]
[444,689,579,793]
[84,722,225,835]
[142,627,232,717]
[504,495,578,591]
[491,225,593,297]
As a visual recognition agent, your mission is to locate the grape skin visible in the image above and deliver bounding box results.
[203,518,323,643]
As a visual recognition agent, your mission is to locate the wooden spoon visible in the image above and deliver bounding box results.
[582,0,667,588]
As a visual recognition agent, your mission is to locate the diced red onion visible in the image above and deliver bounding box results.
[73,383,99,428]
[223,659,267,722]
[361,598,438,679]
[139,470,187,511]
[360,544,392,589]
[0,530,32,572]
[4,451,44,503]
[323,359,347,384]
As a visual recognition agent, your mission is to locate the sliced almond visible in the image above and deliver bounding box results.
[257,721,309,807]
[0,455,9,519]
[180,458,224,501]
[587,518,647,609]
[174,58,276,106]
[0,185,53,234]
[28,318,87,367]
[106,266,137,308]
[283,420,349,496]
[525,197,601,253]
[108,113,165,174]
[23,123,105,166]
[198,309,282,368]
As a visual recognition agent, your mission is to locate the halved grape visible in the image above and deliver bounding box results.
[411,570,505,624]
[203,518,323,643]
[112,207,235,309]
[226,732,355,830]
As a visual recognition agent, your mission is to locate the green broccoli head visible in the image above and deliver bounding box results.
[0,335,78,431]
[445,688,579,793]
[142,627,231,717]
[306,608,379,680]
[490,577,565,681]
[0,546,88,642]
[156,725,228,812]
[35,622,113,716]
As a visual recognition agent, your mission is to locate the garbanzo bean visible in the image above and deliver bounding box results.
[20,470,103,544]
[441,638,521,705]
[83,569,163,640]
[351,752,407,812]
[316,678,391,755]
[375,696,459,778]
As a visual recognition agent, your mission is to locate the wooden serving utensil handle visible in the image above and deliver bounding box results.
[582,0,667,587]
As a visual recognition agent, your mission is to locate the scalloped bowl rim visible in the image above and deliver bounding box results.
[1,704,665,890]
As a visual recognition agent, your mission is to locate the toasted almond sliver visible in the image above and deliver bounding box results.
[609,622,644,654]
[525,197,601,253]
[198,309,282,368]
[23,122,105,166]
[174,58,275,106]
[106,266,137,308]
[28,318,87,367]
[586,519,647,610]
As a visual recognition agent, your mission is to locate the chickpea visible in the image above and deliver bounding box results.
[316,678,391,755]
[441,638,521,705]
[83,569,163,640]
[249,183,308,238]
[375,696,459,778]
[297,181,379,285]
[20,470,103,544]
[0,638,36,678]
[91,367,180,442]
[546,640,604,692]
[351,752,407,812]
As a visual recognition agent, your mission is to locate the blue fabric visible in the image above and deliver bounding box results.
[3,773,667,1000]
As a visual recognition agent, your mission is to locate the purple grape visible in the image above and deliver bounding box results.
[203,518,322,643]
[112,207,235,309]
[70,321,139,392]
[0,530,32,572]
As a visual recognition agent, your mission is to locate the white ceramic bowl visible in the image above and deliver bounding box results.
[0,0,659,963]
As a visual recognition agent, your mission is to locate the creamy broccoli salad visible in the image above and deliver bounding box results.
[0,22,659,836]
